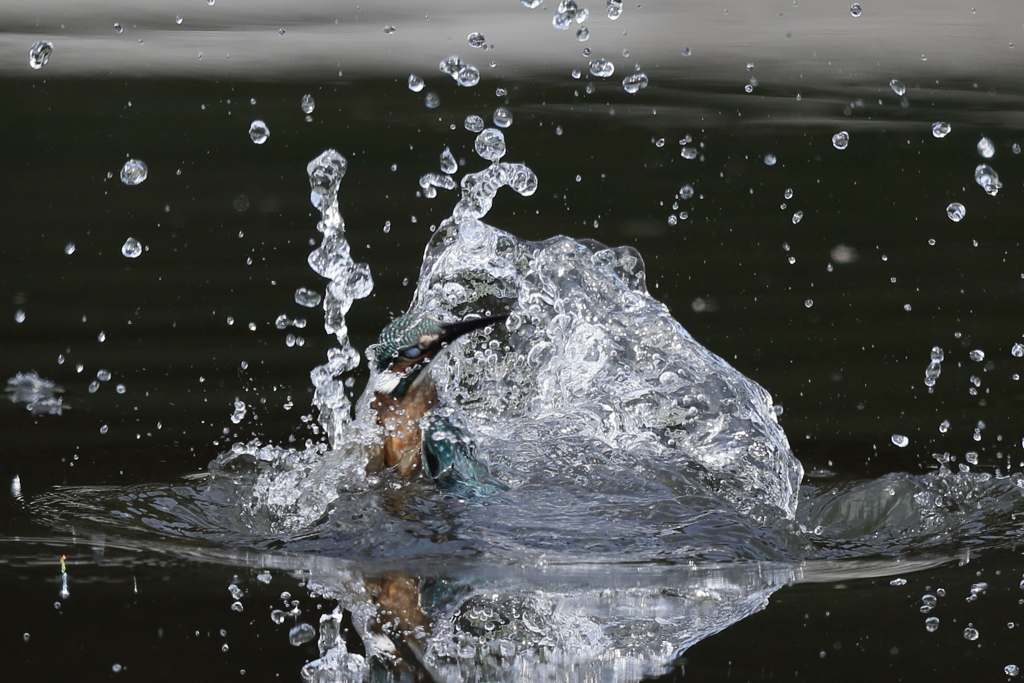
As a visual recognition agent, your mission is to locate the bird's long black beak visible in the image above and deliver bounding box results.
[437,314,509,345]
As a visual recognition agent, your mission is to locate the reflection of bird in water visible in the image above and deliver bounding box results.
[366,312,509,496]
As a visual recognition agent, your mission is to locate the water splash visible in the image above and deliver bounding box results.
[6,372,64,416]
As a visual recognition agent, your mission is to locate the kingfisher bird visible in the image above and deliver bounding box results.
[366,312,509,497]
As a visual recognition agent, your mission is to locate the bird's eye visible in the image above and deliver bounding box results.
[401,346,424,359]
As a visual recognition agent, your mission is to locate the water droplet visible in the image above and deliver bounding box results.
[622,72,648,94]
[925,616,940,632]
[289,623,316,646]
[249,120,269,144]
[970,349,985,362]
[493,107,513,128]
[849,3,862,17]
[946,202,966,222]
[475,128,506,161]
[784,188,794,199]
[175,15,183,25]
[383,25,396,34]
[681,46,692,57]
[932,121,952,138]
[457,64,481,87]
[966,451,980,465]
[1013,143,1021,154]
[121,237,143,258]
[464,114,485,132]
[977,136,996,158]
[939,420,950,433]
[119,159,148,185]
[891,434,910,448]
[29,41,53,69]
[974,164,1001,195]
[590,58,615,77]
[763,153,777,166]
[1006,665,1020,678]
[230,400,247,425]
[113,22,124,34]
[440,147,458,174]
[679,184,694,200]
[468,32,486,48]
[424,92,440,109]
[963,626,979,641]
[804,299,813,308]
[792,210,804,224]
[300,94,315,114]
[680,147,698,160]
[889,78,906,96]
[552,0,581,29]
[64,242,75,255]
[407,74,425,92]
[1011,343,1024,358]
[607,0,623,19]
[890,577,907,586]
[832,131,850,150]
[439,55,462,77]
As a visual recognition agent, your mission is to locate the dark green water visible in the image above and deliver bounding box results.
[4,2,1024,680]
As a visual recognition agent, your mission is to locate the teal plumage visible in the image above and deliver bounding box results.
[369,312,509,496]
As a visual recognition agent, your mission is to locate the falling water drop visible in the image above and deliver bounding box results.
[120,159,148,185]
[249,120,269,144]
[589,58,615,77]
[29,41,53,69]
[121,238,143,258]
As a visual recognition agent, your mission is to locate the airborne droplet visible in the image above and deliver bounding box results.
[29,41,53,70]
[977,136,995,159]
[622,72,648,94]
[589,58,615,77]
[121,237,143,258]
[120,159,148,185]
[493,107,513,128]
[946,202,966,222]
[249,120,269,144]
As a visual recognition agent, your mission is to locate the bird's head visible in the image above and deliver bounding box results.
[371,312,508,399]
